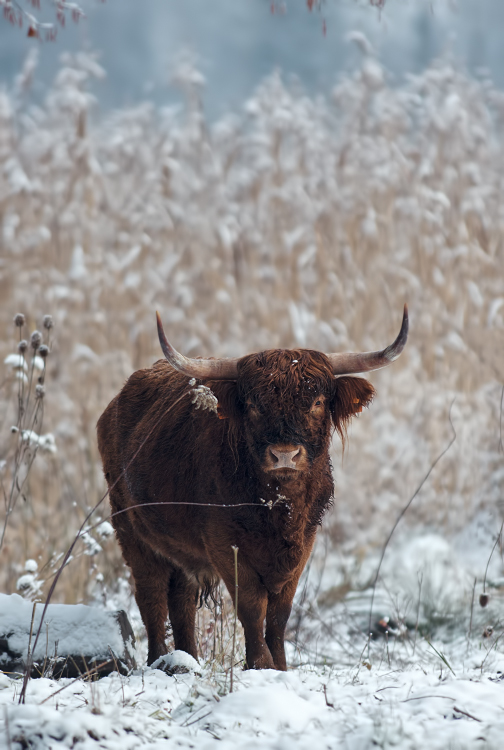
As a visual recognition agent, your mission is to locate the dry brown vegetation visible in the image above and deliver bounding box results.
[1,50,503,640]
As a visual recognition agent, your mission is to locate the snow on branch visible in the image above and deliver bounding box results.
[1,0,87,40]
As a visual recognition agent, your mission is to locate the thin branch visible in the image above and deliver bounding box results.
[482,521,504,594]
[18,386,192,703]
[367,399,457,638]
[38,659,111,704]
[499,385,504,454]
[230,545,239,693]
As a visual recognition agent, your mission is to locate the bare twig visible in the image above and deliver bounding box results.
[499,385,504,454]
[39,660,111,705]
[412,572,423,655]
[468,576,477,642]
[367,400,457,638]
[26,602,37,665]
[323,683,335,708]
[453,706,481,722]
[19,387,192,703]
[3,706,12,750]
[230,545,239,693]
[482,521,504,594]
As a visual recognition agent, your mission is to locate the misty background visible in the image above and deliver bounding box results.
[1,0,504,118]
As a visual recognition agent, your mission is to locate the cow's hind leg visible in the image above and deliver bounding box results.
[113,514,172,666]
[167,567,199,660]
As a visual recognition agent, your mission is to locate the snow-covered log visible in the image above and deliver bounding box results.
[0,594,136,678]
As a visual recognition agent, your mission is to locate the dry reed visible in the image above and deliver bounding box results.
[0,50,503,642]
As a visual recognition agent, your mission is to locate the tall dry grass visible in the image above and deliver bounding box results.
[1,48,503,623]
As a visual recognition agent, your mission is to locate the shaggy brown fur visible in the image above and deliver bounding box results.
[97,349,375,670]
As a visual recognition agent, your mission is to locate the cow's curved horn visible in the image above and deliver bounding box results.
[327,304,408,376]
[156,312,239,380]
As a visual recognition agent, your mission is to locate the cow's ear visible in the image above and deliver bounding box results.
[209,381,241,421]
[330,376,375,445]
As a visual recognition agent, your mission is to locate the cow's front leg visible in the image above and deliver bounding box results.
[265,543,315,670]
[264,578,299,671]
[219,560,275,670]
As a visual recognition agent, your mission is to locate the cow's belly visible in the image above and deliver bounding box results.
[131,506,216,581]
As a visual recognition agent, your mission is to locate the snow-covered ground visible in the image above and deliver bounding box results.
[2,640,504,749]
[2,527,503,750]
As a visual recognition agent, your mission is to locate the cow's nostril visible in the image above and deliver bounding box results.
[269,447,279,464]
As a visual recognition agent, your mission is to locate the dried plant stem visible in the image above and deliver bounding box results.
[499,385,504,454]
[18,387,192,704]
[230,545,239,693]
[26,602,37,666]
[0,357,45,552]
[367,400,457,639]
[482,521,504,594]
[412,572,423,656]
[3,706,12,750]
[467,577,477,644]
[39,660,111,705]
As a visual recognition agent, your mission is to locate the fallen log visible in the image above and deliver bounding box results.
[0,593,136,679]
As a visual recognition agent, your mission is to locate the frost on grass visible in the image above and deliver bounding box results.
[1,648,504,749]
[3,353,27,371]
[16,559,43,600]
[10,427,57,454]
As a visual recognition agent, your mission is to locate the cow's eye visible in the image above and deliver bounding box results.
[311,397,324,410]
[247,401,261,415]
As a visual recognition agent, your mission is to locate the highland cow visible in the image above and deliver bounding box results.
[97,306,408,670]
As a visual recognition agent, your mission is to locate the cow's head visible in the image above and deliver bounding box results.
[156,307,408,482]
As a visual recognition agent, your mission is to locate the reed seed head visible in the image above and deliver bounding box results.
[30,330,42,349]
[14,313,25,327]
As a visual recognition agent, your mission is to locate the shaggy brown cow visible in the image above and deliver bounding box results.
[97,306,408,670]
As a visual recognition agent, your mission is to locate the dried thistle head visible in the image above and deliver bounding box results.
[42,315,53,331]
[14,313,25,328]
[190,385,218,413]
[18,340,28,354]
[38,345,49,359]
[30,330,42,350]
[35,384,45,400]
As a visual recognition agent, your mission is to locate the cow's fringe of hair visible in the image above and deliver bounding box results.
[330,376,376,450]
[198,576,220,608]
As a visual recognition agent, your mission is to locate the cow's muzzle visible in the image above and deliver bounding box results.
[264,444,307,473]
